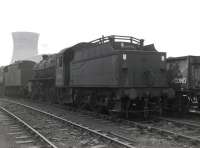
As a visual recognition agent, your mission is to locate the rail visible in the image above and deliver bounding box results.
[0,106,58,148]
[2,98,200,146]
[125,119,200,144]
[153,116,200,129]
[0,99,135,148]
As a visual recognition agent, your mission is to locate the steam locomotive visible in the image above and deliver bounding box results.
[0,35,199,117]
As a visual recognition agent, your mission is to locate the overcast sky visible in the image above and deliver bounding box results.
[0,0,200,66]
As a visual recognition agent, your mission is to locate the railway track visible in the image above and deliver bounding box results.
[153,116,200,129]
[0,99,136,148]
[149,115,200,139]
[57,106,200,146]
[134,118,200,144]
[73,106,200,145]
[0,106,57,148]
[1,98,200,147]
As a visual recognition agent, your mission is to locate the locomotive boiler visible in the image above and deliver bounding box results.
[31,54,57,101]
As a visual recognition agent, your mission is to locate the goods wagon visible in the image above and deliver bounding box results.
[4,61,35,97]
[167,56,200,111]
[31,54,57,101]
[56,35,172,116]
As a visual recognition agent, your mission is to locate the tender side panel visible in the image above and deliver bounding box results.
[70,43,119,87]
[123,52,167,87]
[20,62,34,86]
[21,69,33,86]
[70,54,119,87]
[5,65,21,86]
[5,62,35,87]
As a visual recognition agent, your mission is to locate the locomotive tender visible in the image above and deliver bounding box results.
[3,61,35,97]
[55,35,172,116]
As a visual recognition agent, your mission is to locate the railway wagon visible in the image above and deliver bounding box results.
[167,56,200,111]
[4,61,35,97]
[56,35,172,116]
[31,54,57,101]
[0,66,4,96]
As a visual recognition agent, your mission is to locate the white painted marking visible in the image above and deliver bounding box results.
[0,118,10,120]
[16,140,34,144]
[112,137,119,140]
[15,135,29,139]
[10,126,20,129]
[91,145,107,148]
[8,132,23,135]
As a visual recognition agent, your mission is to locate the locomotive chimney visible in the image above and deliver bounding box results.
[11,32,39,63]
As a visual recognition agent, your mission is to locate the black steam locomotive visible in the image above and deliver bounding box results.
[0,35,199,117]
[54,35,172,117]
[3,61,35,97]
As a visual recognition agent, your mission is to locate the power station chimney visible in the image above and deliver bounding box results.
[11,32,39,63]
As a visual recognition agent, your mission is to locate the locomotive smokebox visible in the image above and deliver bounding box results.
[11,32,39,63]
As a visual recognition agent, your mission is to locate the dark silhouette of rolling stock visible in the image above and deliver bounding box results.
[167,56,200,111]
[32,35,173,117]
[3,61,35,97]
[0,35,199,117]
[31,54,57,101]
[0,67,4,96]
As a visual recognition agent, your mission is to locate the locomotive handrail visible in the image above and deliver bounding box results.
[90,35,144,46]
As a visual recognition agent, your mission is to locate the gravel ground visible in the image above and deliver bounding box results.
[0,112,20,148]
[0,109,43,148]
[0,102,120,148]
[1,97,200,148]
[142,120,200,138]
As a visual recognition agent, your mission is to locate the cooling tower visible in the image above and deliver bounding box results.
[11,32,39,63]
